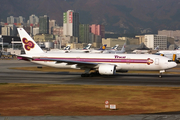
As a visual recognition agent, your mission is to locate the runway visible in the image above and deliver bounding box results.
[1,60,180,86]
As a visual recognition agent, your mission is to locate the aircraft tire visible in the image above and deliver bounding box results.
[159,74,162,78]
[81,74,90,77]
[89,72,101,77]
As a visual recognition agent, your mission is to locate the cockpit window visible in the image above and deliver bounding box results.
[154,53,161,55]
[168,60,174,62]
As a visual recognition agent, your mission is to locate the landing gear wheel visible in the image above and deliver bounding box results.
[81,72,101,77]
[159,70,165,78]
[81,74,89,77]
[90,72,101,77]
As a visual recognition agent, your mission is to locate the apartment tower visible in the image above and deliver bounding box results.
[90,24,105,38]
[39,15,49,34]
[63,10,79,39]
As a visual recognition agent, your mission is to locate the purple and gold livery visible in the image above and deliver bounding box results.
[17,28,177,77]
[22,38,35,51]
[32,56,154,65]
[147,58,154,65]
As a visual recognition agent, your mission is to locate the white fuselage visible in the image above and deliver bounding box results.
[17,27,177,76]
[21,52,176,71]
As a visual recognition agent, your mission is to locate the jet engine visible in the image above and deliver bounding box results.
[98,64,116,75]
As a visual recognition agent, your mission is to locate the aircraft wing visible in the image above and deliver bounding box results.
[39,58,99,69]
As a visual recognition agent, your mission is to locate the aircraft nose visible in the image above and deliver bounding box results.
[169,61,177,68]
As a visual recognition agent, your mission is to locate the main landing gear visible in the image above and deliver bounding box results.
[81,72,101,77]
[159,70,165,78]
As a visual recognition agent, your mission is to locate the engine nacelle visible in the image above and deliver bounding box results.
[98,64,116,75]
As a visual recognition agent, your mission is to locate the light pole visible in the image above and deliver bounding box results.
[0,36,3,51]
[12,38,14,50]
[59,36,62,49]
[2,37,3,51]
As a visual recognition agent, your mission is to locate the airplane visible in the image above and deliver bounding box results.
[70,43,92,53]
[155,50,180,63]
[47,45,71,53]
[48,44,91,53]
[83,43,92,50]
[103,43,126,54]
[154,46,159,50]
[99,44,107,50]
[175,46,180,50]
[90,44,107,53]
[111,44,119,50]
[64,45,71,50]
[17,28,177,78]
[133,45,159,54]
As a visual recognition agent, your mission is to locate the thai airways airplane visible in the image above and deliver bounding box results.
[17,28,177,77]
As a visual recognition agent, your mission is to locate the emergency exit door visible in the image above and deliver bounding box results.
[155,58,159,65]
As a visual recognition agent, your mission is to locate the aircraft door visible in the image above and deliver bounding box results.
[155,58,159,65]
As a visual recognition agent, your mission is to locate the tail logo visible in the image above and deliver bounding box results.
[102,46,106,50]
[22,38,35,51]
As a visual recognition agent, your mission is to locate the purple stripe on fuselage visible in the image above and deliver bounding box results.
[33,57,152,64]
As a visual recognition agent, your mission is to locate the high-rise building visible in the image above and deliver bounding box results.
[102,38,126,48]
[79,24,89,43]
[90,24,105,38]
[63,10,79,39]
[158,30,180,45]
[135,35,145,44]
[49,20,56,34]
[18,16,25,23]
[33,27,39,36]
[14,16,23,23]
[2,26,11,36]
[39,15,49,34]
[1,24,17,36]
[158,30,180,38]
[7,16,15,24]
[144,34,167,50]
[53,26,63,36]
[29,14,39,25]
[7,16,25,24]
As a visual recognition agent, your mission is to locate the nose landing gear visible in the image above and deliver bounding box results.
[159,70,165,78]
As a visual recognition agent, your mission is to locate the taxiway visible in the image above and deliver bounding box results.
[0,60,180,86]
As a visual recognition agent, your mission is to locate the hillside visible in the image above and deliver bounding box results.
[0,0,180,34]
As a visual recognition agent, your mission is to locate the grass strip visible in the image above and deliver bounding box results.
[0,83,180,116]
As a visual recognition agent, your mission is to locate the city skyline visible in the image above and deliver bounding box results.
[0,0,180,34]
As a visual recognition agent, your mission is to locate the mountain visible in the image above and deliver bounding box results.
[0,0,180,34]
